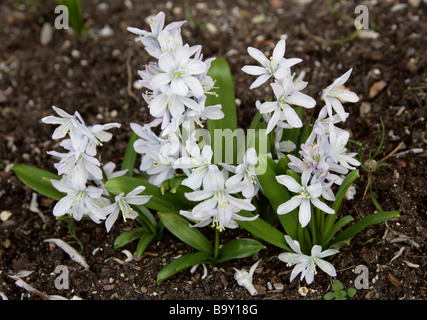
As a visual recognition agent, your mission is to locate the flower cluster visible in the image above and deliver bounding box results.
[128,12,259,231]
[243,41,360,283]
[32,12,366,287]
[42,106,151,232]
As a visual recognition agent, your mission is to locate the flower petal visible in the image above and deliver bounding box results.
[247,47,268,66]
[242,65,267,76]
[298,199,312,227]
[277,196,302,215]
[310,197,335,214]
[276,175,302,193]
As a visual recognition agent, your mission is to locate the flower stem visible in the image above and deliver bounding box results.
[214,228,220,260]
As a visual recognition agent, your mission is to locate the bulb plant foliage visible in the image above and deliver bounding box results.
[13,12,399,286]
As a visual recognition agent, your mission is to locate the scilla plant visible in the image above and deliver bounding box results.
[13,12,399,286]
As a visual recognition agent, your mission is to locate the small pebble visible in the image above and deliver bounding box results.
[40,23,53,46]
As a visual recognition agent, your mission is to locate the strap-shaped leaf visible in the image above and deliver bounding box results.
[157,251,212,285]
[136,232,156,257]
[104,176,192,213]
[215,238,265,264]
[121,132,138,176]
[206,57,237,133]
[238,211,291,251]
[12,164,64,200]
[205,57,238,165]
[158,212,214,255]
[57,0,84,35]
[323,170,360,235]
[320,215,354,248]
[331,210,400,246]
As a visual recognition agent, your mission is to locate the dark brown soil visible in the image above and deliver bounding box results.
[0,0,425,301]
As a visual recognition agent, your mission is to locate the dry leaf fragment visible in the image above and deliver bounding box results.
[369,80,387,99]
[44,238,89,269]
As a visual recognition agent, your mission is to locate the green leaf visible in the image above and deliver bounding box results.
[114,229,144,249]
[206,57,237,133]
[321,215,354,248]
[332,280,344,292]
[331,210,400,246]
[121,132,138,176]
[347,287,357,298]
[249,111,262,130]
[215,238,265,264]
[157,251,211,285]
[331,170,360,212]
[12,164,64,201]
[158,212,214,255]
[136,232,156,257]
[57,0,83,34]
[205,57,238,164]
[105,176,192,214]
[237,211,291,251]
[323,170,360,235]
[323,292,335,300]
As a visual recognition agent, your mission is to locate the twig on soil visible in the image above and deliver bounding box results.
[8,275,81,300]
[126,51,140,103]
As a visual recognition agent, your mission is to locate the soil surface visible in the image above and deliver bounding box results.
[0,0,426,301]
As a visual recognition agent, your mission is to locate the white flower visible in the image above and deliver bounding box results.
[259,77,316,134]
[274,127,297,159]
[127,11,186,58]
[103,186,152,232]
[173,142,217,190]
[180,166,258,231]
[148,86,202,120]
[242,40,302,89]
[181,101,224,130]
[321,68,359,122]
[223,148,260,199]
[327,124,361,171]
[276,173,335,227]
[306,106,349,145]
[41,106,91,151]
[279,235,339,285]
[150,46,207,97]
[51,177,106,223]
[47,139,103,186]
[83,123,121,156]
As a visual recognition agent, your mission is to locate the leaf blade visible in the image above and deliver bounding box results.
[12,164,64,201]
[158,212,214,255]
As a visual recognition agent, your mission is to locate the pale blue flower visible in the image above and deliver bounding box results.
[279,235,339,285]
[276,173,334,227]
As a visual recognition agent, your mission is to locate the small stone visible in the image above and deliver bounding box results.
[359,102,371,117]
[0,210,12,222]
[205,22,218,35]
[369,80,387,99]
[40,23,53,46]
[273,283,284,291]
[99,25,114,37]
[251,14,266,24]
[71,49,81,60]
[103,284,115,291]
[4,238,11,248]
[408,0,421,7]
